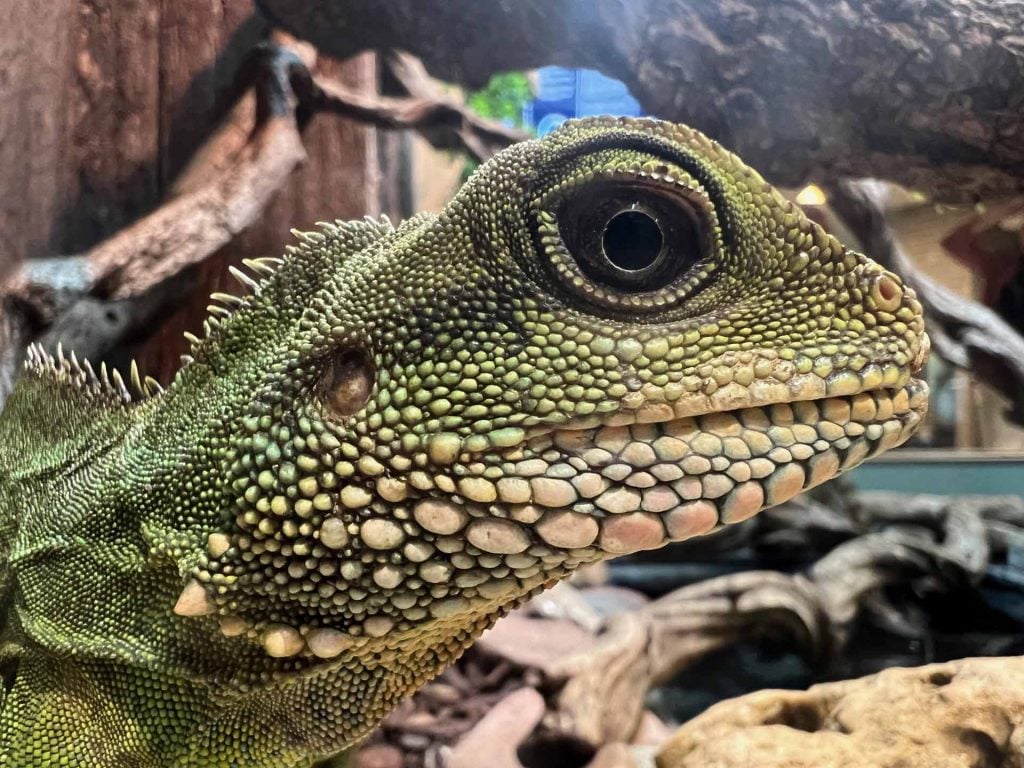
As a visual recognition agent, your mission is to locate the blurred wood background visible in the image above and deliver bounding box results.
[0,0,385,383]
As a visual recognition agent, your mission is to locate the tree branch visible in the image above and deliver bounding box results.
[23,44,309,304]
[257,0,1024,203]
[0,41,313,404]
[304,52,528,163]
[0,37,524,406]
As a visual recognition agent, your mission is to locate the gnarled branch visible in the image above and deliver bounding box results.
[258,0,1024,202]
[306,52,528,163]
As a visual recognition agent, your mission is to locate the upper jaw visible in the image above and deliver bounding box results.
[489,320,930,556]
[487,377,928,559]
[521,331,931,438]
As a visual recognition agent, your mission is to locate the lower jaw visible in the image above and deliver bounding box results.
[529,379,930,556]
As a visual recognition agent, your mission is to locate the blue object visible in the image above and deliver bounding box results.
[526,67,644,135]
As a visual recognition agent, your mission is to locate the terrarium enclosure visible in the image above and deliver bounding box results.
[1,2,1023,767]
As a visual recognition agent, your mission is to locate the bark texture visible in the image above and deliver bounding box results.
[258,0,1024,202]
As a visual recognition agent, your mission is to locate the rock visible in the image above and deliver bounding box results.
[586,742,638,768]
[478,613,598,672]
[631,710,673,748]
[352,744,403,768]
[446,687,546,768]
[657,657,1024,768]
[585,743,662,768]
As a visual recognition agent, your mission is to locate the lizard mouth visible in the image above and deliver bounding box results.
[509,377,929,556]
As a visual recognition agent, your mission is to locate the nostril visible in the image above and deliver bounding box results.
[877,276,899,301]
[869,272,903,312]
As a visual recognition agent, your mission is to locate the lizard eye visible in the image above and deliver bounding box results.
[541,180,712,308]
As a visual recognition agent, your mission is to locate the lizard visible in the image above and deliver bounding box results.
[0,116,929,767]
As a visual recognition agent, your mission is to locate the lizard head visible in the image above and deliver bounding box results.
[171,117,927,689]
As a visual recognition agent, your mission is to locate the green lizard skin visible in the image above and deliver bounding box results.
[0,117,929,767]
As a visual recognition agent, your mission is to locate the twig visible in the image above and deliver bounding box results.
[304,51,529,164]
[544,572,828,747]
[386,52,530,162]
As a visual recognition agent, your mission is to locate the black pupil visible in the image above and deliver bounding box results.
[602,210,664,272]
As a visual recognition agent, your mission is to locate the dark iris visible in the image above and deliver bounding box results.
[557,181,706,293]
[602,210,664,272]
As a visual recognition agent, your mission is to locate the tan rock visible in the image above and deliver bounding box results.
[353,744,404,768]
[447,687,546,768]
[657,657,1024,768]
[477,613,598,673]
[585,742,639,768]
